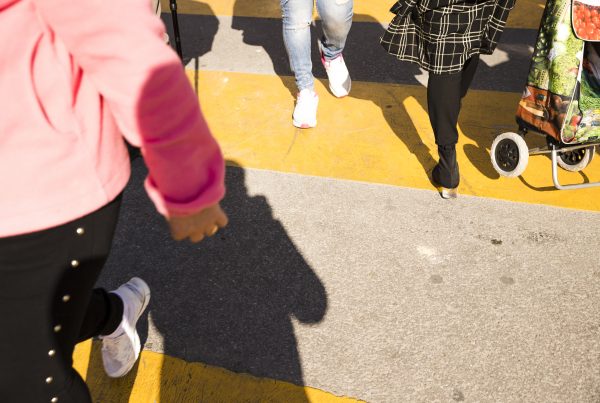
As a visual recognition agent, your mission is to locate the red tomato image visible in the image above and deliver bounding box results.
[574,1,600,40]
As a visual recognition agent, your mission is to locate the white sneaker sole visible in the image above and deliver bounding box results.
[292,119,317,129]
[329,80,351,98]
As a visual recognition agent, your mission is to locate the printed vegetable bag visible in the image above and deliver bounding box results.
[516,0,600,143]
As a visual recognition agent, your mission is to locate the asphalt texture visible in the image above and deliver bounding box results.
[96,158,600,402]
[82,2,600,401]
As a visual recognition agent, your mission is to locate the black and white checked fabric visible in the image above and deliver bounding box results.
[381,0,515,74]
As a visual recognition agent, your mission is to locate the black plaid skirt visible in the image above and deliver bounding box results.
[381,0,515,74]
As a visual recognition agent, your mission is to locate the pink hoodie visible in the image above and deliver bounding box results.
[0,0,225,237]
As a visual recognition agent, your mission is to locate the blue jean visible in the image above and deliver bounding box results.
[280,0,353,91]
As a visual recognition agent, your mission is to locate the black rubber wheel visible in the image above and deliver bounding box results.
[495,139,520,172]
[490,132,529,177]
[558,146,595,172]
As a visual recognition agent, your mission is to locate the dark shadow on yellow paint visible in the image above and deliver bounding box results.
[518,169,590,192]
[227,1,533,186]
[341,14,437,186]
[517,175,556,192]
[84,340,143,402]
[347,12,536,187]
[350,82,439,187]
[463,144,500,180]
[92,156,327,401]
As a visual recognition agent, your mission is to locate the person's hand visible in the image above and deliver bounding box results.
[167,203,228,243]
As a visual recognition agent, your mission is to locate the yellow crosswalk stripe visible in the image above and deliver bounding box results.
[73,340,365,402]
[193,70,600,212]
[165,0,545,29]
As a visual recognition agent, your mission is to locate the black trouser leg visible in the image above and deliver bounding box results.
[427,56,480,188]
[78,289,123,342]
[0,196,123,403]
[460,55,479,98]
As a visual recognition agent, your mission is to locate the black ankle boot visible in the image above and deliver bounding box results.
[432,145,460,189]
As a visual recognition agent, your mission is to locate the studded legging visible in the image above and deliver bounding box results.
[0,196,124,403]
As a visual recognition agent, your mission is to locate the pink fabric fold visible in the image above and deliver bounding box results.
[0,0,225,237]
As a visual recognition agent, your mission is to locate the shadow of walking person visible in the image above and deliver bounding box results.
[90,159,327,401]
[231,0,297,96]
[127,0,219,160]
[126,1,220,160]
[159,1,219,93]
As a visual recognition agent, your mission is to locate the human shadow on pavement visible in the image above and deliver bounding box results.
[90,159,327,402]
[160,1,219,93]
[125,2,219,161]
[231,0,297,96]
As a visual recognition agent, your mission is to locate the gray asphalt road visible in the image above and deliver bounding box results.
[97,159,600,402]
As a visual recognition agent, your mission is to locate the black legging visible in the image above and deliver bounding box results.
[427,55,480,147]
[0,196,124,403]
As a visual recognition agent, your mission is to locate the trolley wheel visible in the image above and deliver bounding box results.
[557,146,595,172]
[491,132,529,177]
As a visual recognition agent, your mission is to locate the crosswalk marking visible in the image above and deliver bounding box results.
[164,0,545,29]
[193,70,600,212]
[73,1,598,401]
[73,340,365,402]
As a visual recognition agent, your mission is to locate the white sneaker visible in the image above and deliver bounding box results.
[320,49,351,98]
[292,89,319,129]
[101,277,151,378]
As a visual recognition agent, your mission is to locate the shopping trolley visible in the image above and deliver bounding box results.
[490,0,600,189]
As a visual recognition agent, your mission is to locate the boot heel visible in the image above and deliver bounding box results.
[440,187,458,199]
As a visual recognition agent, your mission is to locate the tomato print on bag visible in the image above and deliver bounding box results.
[573,0,600,41]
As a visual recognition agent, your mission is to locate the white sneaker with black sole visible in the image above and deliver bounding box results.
[100,277,150,378]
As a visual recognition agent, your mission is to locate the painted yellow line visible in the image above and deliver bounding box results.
[163,0,544,29]
[190,69,600,212]
[73,340,364,402]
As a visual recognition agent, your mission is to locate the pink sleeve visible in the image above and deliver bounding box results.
[32,0,225,217]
